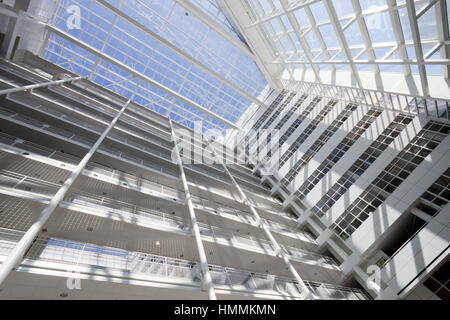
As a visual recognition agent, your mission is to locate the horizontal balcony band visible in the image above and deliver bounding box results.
[0,60,250,178]
[0,227,370,300]
[1,90,273,200]
[0,124,294,221]
[0,181,335,269]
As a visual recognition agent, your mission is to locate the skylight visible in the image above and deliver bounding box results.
[39,0,270,136]
[239,0,449,100]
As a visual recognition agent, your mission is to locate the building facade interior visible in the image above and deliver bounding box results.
[0,0,448,300]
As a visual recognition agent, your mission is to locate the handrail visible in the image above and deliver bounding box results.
[0,170,335,266]
[0,227,370,299]
[0,76,87,96]
[0,130,295,224]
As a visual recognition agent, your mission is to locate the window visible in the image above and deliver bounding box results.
[332,121,450,240]
[281,103,359,186]
[311,113,414,218]
[278,99,338,169]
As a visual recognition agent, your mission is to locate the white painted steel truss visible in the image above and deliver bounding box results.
[229,0,450,101]
[0,0,276,136]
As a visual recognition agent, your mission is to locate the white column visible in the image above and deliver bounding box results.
[0,97,132,286]
[169,121,216,300]
[206,139,315,300]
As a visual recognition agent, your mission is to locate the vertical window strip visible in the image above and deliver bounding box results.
[281,103,359,187]
[250,90,288,132]
[278,99,339,169]
[259,94,309,159]
[250,92,297,154]
[311,113,415,218]
[294,108,383,202]
[332,121,450,241]
[415,167,450,217]
[245,90,288,160]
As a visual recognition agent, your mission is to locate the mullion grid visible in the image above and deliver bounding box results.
[417,167,450,216]
[281,102,359,187]
[260,94,309,159]
[251,90,288,132]
[254,92,297,154]
[244,90,288,158]
[332,121,450,241]
[275,94,309,130]
[47,1,239,133]
[311,113,415,218]
[294,108,383,202]
[423,259,450,300]
[263,96,322,162]
[250,0,449,99]
[278,98,338,169]
[262,92,298,130]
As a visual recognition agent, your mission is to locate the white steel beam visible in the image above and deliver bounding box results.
[219,0,281,91]
[435,0,450,78]
[169,121,217,300]
[0,95,134,286]
[280,0,322,83]
[45,25,241,130]
[406,0,430,97]
[387,0,412,76]
[206,138,316,300]
[0,75,87,96]
[94,0,267,109]
[350,0,382,85]
[323,0,363,90]
[174,0,255,60]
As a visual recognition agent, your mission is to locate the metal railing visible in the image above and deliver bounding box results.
[0,228,370,299]
[0,171,335,266]
[0,130,296,225]
[3,91,273,199]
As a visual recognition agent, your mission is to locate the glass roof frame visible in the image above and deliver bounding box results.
[242,0,450,100]
[27,0,273,136]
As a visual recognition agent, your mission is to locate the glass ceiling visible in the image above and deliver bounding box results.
[243,0,450,99]
[40,0,270,136]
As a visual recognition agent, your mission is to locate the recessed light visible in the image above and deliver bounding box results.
[156,241,160,246]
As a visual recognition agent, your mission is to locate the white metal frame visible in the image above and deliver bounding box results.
[232,0,450,100]
[0,94,135,286]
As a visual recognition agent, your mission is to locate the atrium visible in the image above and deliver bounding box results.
[0,0,448,300]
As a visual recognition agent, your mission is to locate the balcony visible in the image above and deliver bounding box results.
[0,228,370,300]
